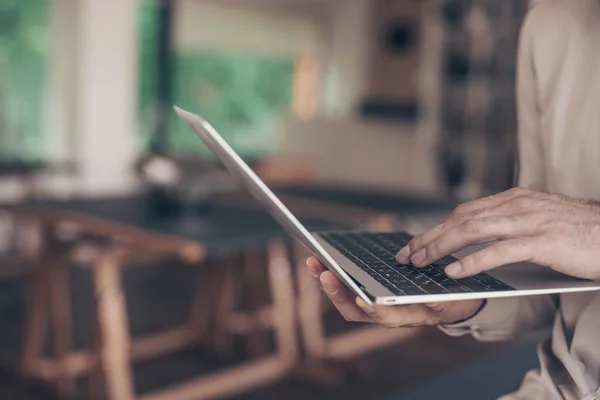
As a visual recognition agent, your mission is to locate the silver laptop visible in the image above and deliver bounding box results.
[175,106,600,306]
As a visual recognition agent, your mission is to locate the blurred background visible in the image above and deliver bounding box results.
[0,0,539,399]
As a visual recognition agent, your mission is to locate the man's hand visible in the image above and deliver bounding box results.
[397,188,600,281]
[306,257,483,327]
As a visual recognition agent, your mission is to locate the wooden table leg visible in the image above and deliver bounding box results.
[292,241,348,386]
[48,247,76,398]
[21,242,50,377]
[187,262,214,347]
[242,250,270,357]
[266,241,298,366]
[92,250,135,400]
[293,241,326,359]
[89,306,105,400]
[213,254,240,359]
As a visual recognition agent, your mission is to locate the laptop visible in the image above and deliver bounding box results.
[175,106,600,305]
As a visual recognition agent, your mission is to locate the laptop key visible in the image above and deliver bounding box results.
[442,281,471,293]
[420,281,449,294]
[457,277,491,292]
[431,259,448,268]
[400,285,427,295]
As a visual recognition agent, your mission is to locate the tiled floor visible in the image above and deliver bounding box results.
[0,262,502,399]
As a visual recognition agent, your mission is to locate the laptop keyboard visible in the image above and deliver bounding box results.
[320,232,515,296]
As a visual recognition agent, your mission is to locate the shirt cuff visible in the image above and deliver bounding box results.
[438,297,523,340]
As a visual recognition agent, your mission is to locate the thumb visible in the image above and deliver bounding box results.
[425,302,445,313]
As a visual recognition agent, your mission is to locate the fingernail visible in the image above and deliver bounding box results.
[307,257,319,267]
[321,278,338,295]
[411,248,426,265]
[396,246,410,262]
[307,264,320,278]
[445,262,463,277]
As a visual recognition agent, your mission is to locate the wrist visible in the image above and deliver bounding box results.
[444,299,487,326]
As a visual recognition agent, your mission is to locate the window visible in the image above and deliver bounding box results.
[138,0,320,160]
[169,52,295,159]
[0,0,50,161]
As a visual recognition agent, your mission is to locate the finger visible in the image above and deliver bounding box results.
[356,299,434,328]
[397,188,532,263]
[450,187,530,216]
[444,238,535,279]
[320,271,372,322]
[306,257,326,279]
[396,223,446,263]
[411,214,542,267]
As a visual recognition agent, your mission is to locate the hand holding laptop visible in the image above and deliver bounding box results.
[396,188,600,281]
[306,257,484,327]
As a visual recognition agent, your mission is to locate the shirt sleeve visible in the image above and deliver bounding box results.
[515,3,545,191]
[439,295,558,342]
[439,7,559,341]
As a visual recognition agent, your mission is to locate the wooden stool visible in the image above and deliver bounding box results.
[20,232,300,400]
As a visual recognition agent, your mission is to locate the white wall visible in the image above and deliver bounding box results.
[275,116,441,195]
[276,0,446,196]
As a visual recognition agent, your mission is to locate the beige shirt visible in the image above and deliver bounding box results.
[441,1,600,399]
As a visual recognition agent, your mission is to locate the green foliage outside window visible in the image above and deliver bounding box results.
[138,0,295,160]
[0,0,49,161]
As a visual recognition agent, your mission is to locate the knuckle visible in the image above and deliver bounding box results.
[470,207,486,217]
[515,238,534,254]
[426,240,441,257]
[460,254,479,273]
[439,219,453,233]
[530,211,551,228]
[509,187,527,195]
[454,203,470,215]
[514,187,534,197]
[461,219,482,234]
[539,218,555,232]
[407,238,420,252]
[459,255,474,271]
[511,239,534,262]
[538,200,555,212]
[448,214,466,228]
[342,313,357,322]
[494,242,511,258]
[511,196,534,211]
